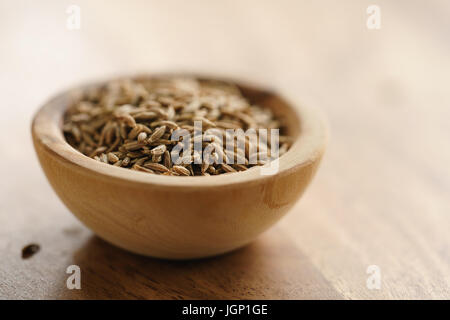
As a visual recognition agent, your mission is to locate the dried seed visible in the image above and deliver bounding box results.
[152,120,179,130]
[232,164,248,171]
[201,160,210,174]
[221,163,236,173]
[116,113,137,128]
[71,126,81,142]
[193,116,216,128]
[152,154,162,163]
[134,157,148,166]
[128,125,141,140]
[137,132,148,143]
[100,153,108,163]
[148,125,166,143]
[143,162,170,172]
[172,165,190,176]
[163,150,172,168]
[70,113,90,122]
[106,136,121,153]
[151,144,166,156]
[123,141,145,151]
[107,152,119,163]
[126,152,143,158]
[89,146,107,158]
[207,166,216,175]
[81,131,96,147]
[122,157,131,166]
[133,111,158,120]
[133,164,155,174]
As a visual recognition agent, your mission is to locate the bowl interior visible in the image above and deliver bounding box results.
[33,75,325,188]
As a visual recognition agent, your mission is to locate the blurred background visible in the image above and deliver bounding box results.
[1,0,449,299]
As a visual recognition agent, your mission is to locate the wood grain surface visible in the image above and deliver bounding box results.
[1,0,449,299]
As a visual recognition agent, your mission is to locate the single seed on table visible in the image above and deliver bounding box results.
[22,244,40,259]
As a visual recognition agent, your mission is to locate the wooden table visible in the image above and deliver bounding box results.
[1,0,449,299]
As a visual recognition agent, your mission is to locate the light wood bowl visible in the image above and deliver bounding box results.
[32,76,327,259]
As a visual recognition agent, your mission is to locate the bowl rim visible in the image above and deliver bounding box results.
[32,75,328,188]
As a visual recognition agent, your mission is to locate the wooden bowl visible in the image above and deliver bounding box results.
[32,76,327,259]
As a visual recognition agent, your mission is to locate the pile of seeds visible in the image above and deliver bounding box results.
[63,77,292,176]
